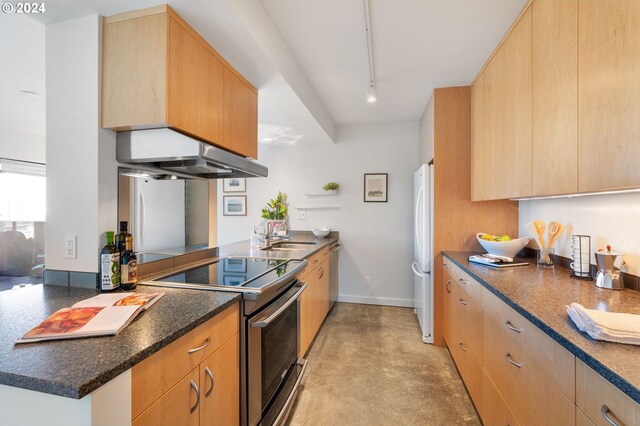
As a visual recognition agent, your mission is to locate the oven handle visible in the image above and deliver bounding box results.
[250,282,308,328]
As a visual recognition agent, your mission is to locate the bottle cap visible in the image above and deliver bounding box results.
[120,221,128,232]
[105,231,114,243]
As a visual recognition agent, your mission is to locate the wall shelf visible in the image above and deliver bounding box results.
[303,193,339,197]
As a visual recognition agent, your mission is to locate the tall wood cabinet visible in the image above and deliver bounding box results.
[472,0,640,199]
[102,5,258,159]
[471,5,532,201]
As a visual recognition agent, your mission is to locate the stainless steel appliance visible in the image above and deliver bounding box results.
[117,128,268,180]
[142,257,308,426]
[594,250,624,290]
[328,241,341,310]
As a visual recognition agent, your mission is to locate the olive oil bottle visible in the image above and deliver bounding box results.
[120,236,138,290]
[99,231,120,292]
[115,221,131,259]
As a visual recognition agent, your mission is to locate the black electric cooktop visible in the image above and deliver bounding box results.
[156,257,304,289]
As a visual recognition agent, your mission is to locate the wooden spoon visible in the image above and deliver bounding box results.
[525,222,543,250]
[543,222,564,262]
[533,220,546,249]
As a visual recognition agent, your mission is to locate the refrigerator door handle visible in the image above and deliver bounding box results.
[411,262,425,278]
[139,191,145,250]
[414,187,424,253]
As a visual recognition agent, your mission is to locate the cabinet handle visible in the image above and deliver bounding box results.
[190,379,200,414]
[188,337,211,354]
[443,263,449,269]
[204,366,215,398]
[505,320,522,334]
[601,405,621,426]
[459,343,468,352]
[505,353,523,368]
[458,298,467,306]
[459,278,467,285]
[445,280,452,294]
[318,267,325,279]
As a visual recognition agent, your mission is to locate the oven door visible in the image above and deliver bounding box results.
[247,281,307,426]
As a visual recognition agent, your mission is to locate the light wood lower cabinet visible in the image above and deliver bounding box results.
[132,304,240,425]
[576,359,640,426]
[299,251,331,358]
[481,368,520,426]
[576,407,596,426]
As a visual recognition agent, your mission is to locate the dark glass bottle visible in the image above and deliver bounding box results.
[115,221,131,259]
[120,236,138,291]
[99,231,120,292]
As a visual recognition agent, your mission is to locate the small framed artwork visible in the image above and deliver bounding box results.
[223,196,247,216]
[223,275,247,286]
[364,173,388,202]
[223,258,247,273]
[223,178,246,192]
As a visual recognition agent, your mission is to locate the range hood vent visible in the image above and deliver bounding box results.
[116,129,268,180]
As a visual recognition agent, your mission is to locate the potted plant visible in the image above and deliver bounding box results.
[261,192,288,235]
[322,182,340,195]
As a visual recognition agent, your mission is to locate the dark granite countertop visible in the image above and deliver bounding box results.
[0,284,240,399]
[443,251,640,404]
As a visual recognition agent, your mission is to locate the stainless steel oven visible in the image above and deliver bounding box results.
[245,281,307,426]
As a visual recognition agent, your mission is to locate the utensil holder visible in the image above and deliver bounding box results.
[571,235,592,280]
[537,248,555,268]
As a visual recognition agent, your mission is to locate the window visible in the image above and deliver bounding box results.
[0,158,45,291]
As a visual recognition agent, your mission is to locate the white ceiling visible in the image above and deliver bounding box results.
[0,13,45,135]
[261,0,528,125]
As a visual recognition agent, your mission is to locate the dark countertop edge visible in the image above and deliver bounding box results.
[443,252,640,404]
[1,293,241,399]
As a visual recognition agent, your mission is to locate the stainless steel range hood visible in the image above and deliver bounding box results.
[116,129,268,180]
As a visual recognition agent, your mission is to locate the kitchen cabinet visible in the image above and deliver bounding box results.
[471,5,532,201]
[443,264,483,414]
[102,5,258,159]
[532,0,578,195]
[299,249,330,358]
[131,303,240,425]
[576,359,640,426]
[578,0,640,192]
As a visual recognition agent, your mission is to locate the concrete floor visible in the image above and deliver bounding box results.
[286,303,481,426]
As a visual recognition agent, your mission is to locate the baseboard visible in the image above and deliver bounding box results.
[336,294,414,308]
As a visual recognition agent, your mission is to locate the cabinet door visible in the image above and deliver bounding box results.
[299,270,317,358]
[578,0,640,192]
[167,16,224,145]
[200,333,240,426]
[442,274,456,347]
[133,367,200,426]
[471,6,532,200]
[316,260,330,327]
[224,68,258,159]
[532,0,578,195]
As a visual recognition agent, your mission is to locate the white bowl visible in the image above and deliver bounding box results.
[312,227,331,238]
[476,233,529,258]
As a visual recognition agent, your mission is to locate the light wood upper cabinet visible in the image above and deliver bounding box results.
[532,0,578,196]
[102,5,258,159]
[471,6,532,201]
[578,0,640,192]
[223,68,258,160]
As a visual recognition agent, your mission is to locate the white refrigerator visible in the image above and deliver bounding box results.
[412,163,434,344]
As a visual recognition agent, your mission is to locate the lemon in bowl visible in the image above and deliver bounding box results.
[476,233,529,258]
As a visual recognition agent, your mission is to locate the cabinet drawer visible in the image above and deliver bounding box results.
[576,359,640,426]
[132,303,239,418]
[576,407,596,426]
[483,312,575,425]
[443,259,483,307]
[481,368,520,426]
[300,247,329,279]
[133,367,200,426]
[482,287,575,401]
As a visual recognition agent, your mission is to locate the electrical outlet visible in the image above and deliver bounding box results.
[364,276,371,287]
[297,210,307,220]
[64,234,76,259]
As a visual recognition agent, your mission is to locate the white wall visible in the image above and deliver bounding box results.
[46,15,118,273]
[519,192,640,275]
[419,93,434,164]
[218,121,420,307]
[0,127,45,163]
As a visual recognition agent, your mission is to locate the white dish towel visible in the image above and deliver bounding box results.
[567,303,640,345]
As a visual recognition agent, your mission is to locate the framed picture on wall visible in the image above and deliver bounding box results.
[223,196,247,216]
[364,173,388,202]
[223,178,246,192]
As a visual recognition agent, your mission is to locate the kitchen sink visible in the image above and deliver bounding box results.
[262,241,317,251]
